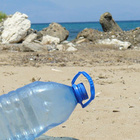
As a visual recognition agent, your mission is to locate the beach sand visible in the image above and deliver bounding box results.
[0,44,140,140]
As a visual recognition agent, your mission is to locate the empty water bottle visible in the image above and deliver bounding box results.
[0,71,95,140]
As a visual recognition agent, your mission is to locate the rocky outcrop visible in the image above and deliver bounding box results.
[100,12,122,32]
[75,26,140,47]
[1,11,139,53]
[1,12,31,44]
[39,23,69,42]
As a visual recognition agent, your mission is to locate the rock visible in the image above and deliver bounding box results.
[41,35,60,45]
[22,42,48,52]
[36,32,43,41]
[61,40,70,44]
[36,135,78,140]
[66,46,77,52]
[0,21,4,35]
[40,22,69,42]
[96,39,131,49]
[100,12,122,32]
[46,44,57,51]
[26,28,37,35]
[0,43,48,52]
[23,33,37,43]
[1,12,31,43]
[76,28,103,42]
[56,44,64,51]
[67,42,76,47]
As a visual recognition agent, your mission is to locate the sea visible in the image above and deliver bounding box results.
[31,20,140,41]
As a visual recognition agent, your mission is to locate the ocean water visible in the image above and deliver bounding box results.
[31,21,140,41]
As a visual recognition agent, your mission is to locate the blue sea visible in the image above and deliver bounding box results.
[31,21,140,41]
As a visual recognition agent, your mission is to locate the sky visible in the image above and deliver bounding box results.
[1,0,140,23]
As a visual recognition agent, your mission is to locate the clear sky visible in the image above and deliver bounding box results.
[1,0,140,23]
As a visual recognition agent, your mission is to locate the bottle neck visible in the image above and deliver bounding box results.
[72,83,88,105]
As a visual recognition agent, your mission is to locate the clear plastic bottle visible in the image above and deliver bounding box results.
[0,71,95,140]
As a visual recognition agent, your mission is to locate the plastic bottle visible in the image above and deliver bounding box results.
[0,71,95,140]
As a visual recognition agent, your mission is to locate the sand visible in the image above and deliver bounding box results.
[0,44,140,140]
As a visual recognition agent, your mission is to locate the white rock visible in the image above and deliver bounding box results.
[61,40,70,44]
[67,42,76,47]
[2,12,31,43]
[66,46,77,52]
[96,39,131,49]
[56,44,64,51]
[79,37,84,39]
[41,35,60,45]
[23,33,37,43]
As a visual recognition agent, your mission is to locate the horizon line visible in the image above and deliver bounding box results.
[31,19,140,24]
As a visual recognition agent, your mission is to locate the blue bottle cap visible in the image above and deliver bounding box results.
[72,83,88,104]
[72,71,95,108]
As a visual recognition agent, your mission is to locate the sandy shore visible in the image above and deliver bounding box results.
[0,44,140,140]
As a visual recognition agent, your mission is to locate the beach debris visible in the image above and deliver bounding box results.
[1,12,31,44]
[95,92,102,97]
[128,104,134,108]
[76,38,87,44]
[62,125,66,128]
[31,77,41,82]
[112,110,120,112]
[51,68,62,72]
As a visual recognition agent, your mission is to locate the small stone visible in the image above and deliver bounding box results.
[66,46,77,52]
[113,110,120,112]
[56,44,64,51]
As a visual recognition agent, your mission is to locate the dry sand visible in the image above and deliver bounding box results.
[0,44,140,140]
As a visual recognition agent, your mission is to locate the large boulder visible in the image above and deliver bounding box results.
[100,12,122,32]
[40,23,69,42]
[1,12,31,43]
